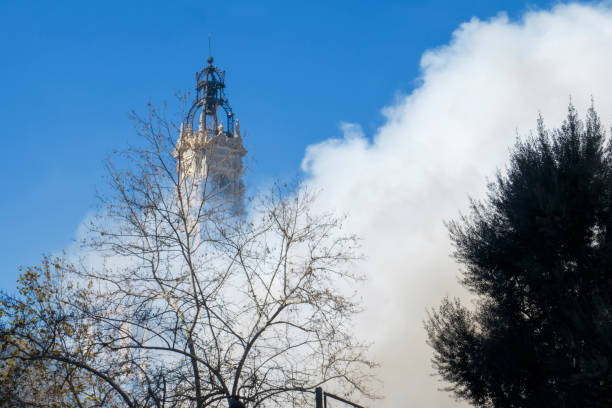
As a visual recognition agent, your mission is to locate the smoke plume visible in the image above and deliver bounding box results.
[301,3,612,406]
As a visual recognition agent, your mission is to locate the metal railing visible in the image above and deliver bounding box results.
[315,387,365,408]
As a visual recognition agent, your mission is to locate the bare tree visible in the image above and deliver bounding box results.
[2,105,377,408]
[0,258,124,407]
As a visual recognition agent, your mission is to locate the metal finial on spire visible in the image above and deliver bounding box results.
[207,34,213,65]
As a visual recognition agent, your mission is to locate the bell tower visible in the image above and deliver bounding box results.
[173,56,247,210]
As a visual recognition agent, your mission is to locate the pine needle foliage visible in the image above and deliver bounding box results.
[426,104,612,407]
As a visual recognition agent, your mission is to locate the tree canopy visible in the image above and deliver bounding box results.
[426,105,612,407]
[0,106,377,408]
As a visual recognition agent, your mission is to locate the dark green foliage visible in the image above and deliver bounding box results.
[425,105,612,407]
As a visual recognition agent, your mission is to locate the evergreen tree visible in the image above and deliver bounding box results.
[425,105,612,407]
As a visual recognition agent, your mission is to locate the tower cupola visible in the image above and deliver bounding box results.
[188,55,237,138]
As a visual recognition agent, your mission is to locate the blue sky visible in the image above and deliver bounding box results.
[0,0,557,290]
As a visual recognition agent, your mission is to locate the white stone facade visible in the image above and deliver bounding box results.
[173,112,246,202]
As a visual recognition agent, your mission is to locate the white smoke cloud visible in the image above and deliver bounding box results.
[301,3,612,407]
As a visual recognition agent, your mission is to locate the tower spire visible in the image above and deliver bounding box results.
[208,34,212,61]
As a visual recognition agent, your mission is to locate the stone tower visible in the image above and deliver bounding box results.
[173,56,246,211]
